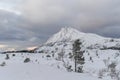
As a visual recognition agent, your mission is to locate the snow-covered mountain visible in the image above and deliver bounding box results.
[37,27,120,52]
[46,27,104,44]
[36,27,120,80]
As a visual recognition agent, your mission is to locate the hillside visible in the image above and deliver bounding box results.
[36,27,120,80]
[0,53,101,80]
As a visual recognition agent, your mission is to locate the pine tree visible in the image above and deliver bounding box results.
[73,39,85,73]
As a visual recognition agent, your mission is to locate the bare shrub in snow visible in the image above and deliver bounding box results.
[0,62,6,67]
[90,56,93,62]
[5,54,10,60]
[12,54,15,57]
[52,53,54,57]
[103,61,120,80]
[69,53,73,59]
[108,62,117,79]
[63,61,73,72]
[24,58,30,63]
[46,55,51,57]
[58,50,65,61]
[98,70,104,79]
[98,60,120,79]
[98,69,106,79]
[35,59,37,62]
[103,59,109,67]
[46,55,51,60]
[67,65,73,72]
[109,39,114,42]
[77,66,83,73]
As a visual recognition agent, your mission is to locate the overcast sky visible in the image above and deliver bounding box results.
[0,0,120,50]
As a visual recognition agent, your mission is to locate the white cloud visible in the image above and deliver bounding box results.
[0,0,23,15]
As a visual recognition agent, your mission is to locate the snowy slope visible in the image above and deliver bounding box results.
[36,27,120,80]
[0,53,101,80]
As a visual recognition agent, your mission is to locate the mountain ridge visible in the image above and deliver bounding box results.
[46,27,105,44]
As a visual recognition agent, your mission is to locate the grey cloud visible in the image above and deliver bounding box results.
[21,0,120,29]
[20,0,120,37]
[0,0,120,50]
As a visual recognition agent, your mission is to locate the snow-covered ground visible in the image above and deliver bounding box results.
[0,27,120,80]
[0,53,101,80]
